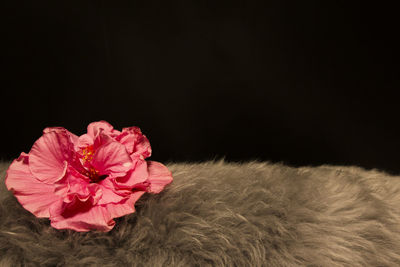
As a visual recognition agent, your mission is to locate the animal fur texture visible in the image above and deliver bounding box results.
[1,160,400,266]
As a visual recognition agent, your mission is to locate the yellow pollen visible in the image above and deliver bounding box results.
[82,145,94,163]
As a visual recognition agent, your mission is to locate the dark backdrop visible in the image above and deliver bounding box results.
[2,1,399,173]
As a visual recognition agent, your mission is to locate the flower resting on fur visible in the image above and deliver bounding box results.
[5,121,173,232]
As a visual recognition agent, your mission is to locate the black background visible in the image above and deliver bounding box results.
[1,1,399,173]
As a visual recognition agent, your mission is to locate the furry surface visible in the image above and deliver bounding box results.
[1,160,400,266]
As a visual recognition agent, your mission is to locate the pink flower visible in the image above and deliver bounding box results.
[5,121,173,232]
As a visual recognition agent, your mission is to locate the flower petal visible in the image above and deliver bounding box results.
[97,178,130,205]
[93,130,115,150]
[29,129,74,184]
[115,159,149,189]
[145,161,173,193]
[49,199,115,232]
[76,134,93,151]
[5,153,60,217]
[63,177,102,205]
[44,127,79,146]
[91,141,133,177]
[117,127,152,158]
[104,191,145,219]
[87,121,117,139]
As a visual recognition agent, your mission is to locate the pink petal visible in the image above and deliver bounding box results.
[76,134,93,151]
[114,159,149,189]
[115,131,135,154]
[104,191,145,219]
[97,178,130,205]
[53,164,91,199]
[63,177,102,205]
[44,127,79,146]
[87,183,103,205]
[145,161,173,193]
[43,127,65,134]
[91,141,133,177]
[93,130,115,150]
[118,127,152,158]
[5,153,60,217]
[49,199,115,232]
[87,121,118,139]
[29,129,74,184]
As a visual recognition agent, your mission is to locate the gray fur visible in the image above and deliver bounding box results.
[1,160,400,266]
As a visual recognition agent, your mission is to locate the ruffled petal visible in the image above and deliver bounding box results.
[104,191,145,219]
[44,127,79,146]
[29,129,74,184]
[145,161,173,193]
[97,178,130,205]
[118,127,152,158]
[5,153,60,217]
[91,141,133,177]
[87,121,116,139]
[76,134,93,151]
[49,199,115,232]
[114,159,149,189]
[62,176,102,205]
[93,130,115,150]
[115,131,134,154]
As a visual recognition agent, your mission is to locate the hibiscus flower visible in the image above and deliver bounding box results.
[5,121,173,232]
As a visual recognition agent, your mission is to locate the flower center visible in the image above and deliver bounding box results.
[81,145,107,183]
[86,166,107,183]
[87,166,99,179]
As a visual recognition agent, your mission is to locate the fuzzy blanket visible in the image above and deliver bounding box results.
[1,160,400,266]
